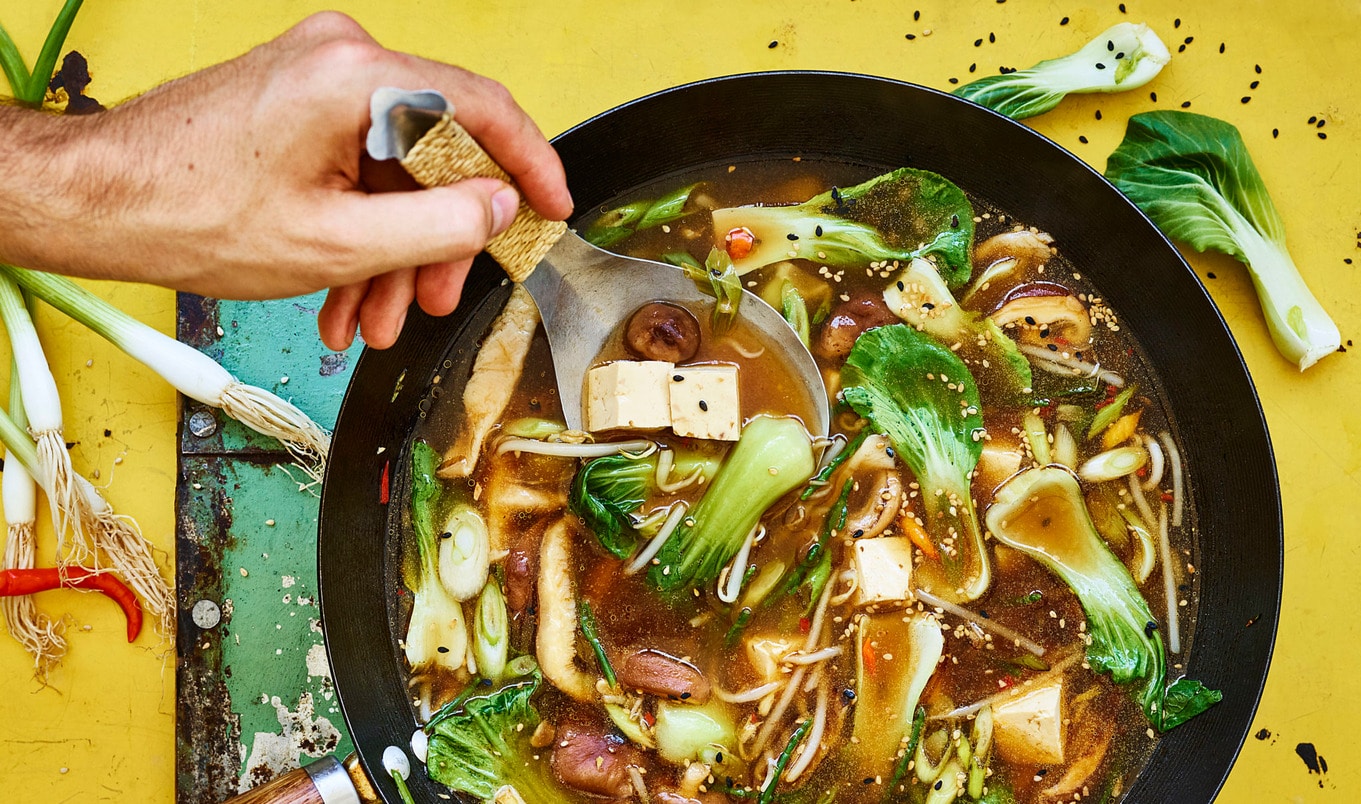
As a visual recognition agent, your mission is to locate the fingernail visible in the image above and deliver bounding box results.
[490,186,520,236]
[393,309,407,342]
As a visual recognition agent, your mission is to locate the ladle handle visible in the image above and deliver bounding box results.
[400,114,567,282]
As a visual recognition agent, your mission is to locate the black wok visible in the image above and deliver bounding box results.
[316,72,1281,804]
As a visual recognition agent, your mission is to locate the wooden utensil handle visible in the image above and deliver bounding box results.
[221,756,362,804]
[400,114,567,282]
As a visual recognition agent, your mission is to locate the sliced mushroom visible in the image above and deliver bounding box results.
[536,519,598,702]
[973,229,1055,273]
[550,722,646,798]
[625,302,702,363]
[991,282,1092,347]
[617,649,712,704]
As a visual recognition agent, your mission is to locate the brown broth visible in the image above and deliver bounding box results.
[407,157,1199,803]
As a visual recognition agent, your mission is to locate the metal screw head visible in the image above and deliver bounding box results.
[188,409,218,438]
[191,599,222,629]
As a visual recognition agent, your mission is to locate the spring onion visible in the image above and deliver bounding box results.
[3,266,330,479]
[473,578,509,682]
[1087,383,1139,441]
[1,363,64,673]
[1078,445,1149,483]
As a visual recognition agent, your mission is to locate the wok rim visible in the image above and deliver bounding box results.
[319,70,1282,804]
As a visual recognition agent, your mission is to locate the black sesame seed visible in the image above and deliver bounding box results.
[842,688,857,702]
[768,40,778,48]
[673,374,684,382]
[1024,315,1037,326]
[864,778,875,785]
[1144,621,1159,637]
[1346,259,1354,265]
[440,531,452,540]
[1319,132,1328,140]
[1308,115,1318,124]
[951,213,961,228]
[885,447,895,457]
[681,692,692,700]
[1207,272,1217,279]
[715,752,723,763]
[1150,91,1158,102]
[815,225,824,236]
[1272,128,1279,138]
[787,232,799,240]
[1039,327,1051,338]
[1250,80,1259,89]
[1095,62,1106,70]
[989,32,996,43]
[1037,768,1050,778]
[1096,110,1104,120]
[979,610,989,618]
[1255,64,1262,73]
[1048,343,1059,352]
[1178,44,1186,53]
[1219,42,1226,53]
[1060,16,1069,25]
[1107,40,1115,51]
[437,646,450,653]
[914,9,920,20]
[935,780,945,791]
[853,529,865,538]
[1185,36,1194,44]
[1119,2,1126,11]
[975,38,983,47]
[698,400,708,411]
[969,62,977,72]
[922,302,936,310]
[1181,101,1192,108]
[1116,51,1125,60]
[1078,135,1089,144]
[1317,119,1326,128]
[897,281,906,291]
[1241,96,1251,104]
[1174,17,1181,27]
[949,77,959,84]
[905,33,917,40]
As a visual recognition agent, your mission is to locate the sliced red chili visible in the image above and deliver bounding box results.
[379,459,391,505]
[0,567,142,642]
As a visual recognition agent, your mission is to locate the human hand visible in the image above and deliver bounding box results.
[4,12,572,349]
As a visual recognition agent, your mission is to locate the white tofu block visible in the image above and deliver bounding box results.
[993,678,1066,766]
[669,365,741,441]
[852,536,914,606]
[745,634,799,684]
[586,361,673,431]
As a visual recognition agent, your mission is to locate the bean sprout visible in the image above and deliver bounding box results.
[497,437,652,458]
[726,337,765,359]
[1018,344,1125,388]
[1127,472,1158,528]
[1141,434,1165,491]
[1158,431,1185,527]
[717,524,760,603]
[782,645,844,666]
[930,651,1084,721]
[828,569,859,606]
[1158,502,1181,654]
[625,503,688,575]
[628,765,651,804]
[915,589,1046,657]
[715,680,787,704]
[784,683,829,783]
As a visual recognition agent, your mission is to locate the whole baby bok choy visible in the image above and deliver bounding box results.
[710,168,977,288]
[841,324,991,602]
[424,674,562,802]
[404,442,469,674]
[4,266,332,477]
[648,416,815,592]
[954,23,1170,120]
[1105,111,1341,370]
[986,466,1221,731]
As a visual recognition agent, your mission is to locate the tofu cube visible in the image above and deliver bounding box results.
[586,361,673,431]
[852,536,914,606]
[993,678,1066,766]
[669,365,741,441]
[745,634,799,684]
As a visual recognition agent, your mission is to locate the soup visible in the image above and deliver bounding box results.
[396,160,1215,804]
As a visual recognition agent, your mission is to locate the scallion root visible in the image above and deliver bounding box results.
[34,430,86,565]
[3,522,66,676]
[75,478,174,638]
[219,381,331,482]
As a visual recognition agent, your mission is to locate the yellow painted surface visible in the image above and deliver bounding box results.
[0,0,1356,800]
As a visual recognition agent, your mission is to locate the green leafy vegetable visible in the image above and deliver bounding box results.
[424,675,561,802]
[577,599,617,688]
[986,466,1221,731]
[841,324,991,601]
[1105,111,1340,370]
[711,168,977,287]
[882,257,1033,400]
[649,416,815,592]
[569,453,655,559]
[781,280,811,346]
[581,183,699,248]
[772,479,852,614]
[759,717,814,804]
[852,612,944,776]
[404,442,468,674]
[954,23,1170,120]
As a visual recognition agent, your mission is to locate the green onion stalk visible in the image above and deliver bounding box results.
[3,266,331,481]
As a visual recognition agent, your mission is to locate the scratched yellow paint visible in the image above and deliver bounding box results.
[1,0,1356,801]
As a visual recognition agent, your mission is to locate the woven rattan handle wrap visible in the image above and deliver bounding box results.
[400,114,567,282]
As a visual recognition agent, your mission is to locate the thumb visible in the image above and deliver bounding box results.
[332,177,520,278]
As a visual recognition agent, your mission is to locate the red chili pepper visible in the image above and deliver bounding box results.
[862,640,878,676]
[0,567,142,642]
[641,710,656,728]
[379,460,391,505]
[799,616,811,634]
[1161,492,1175,503]
[1136,466,1149,478]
